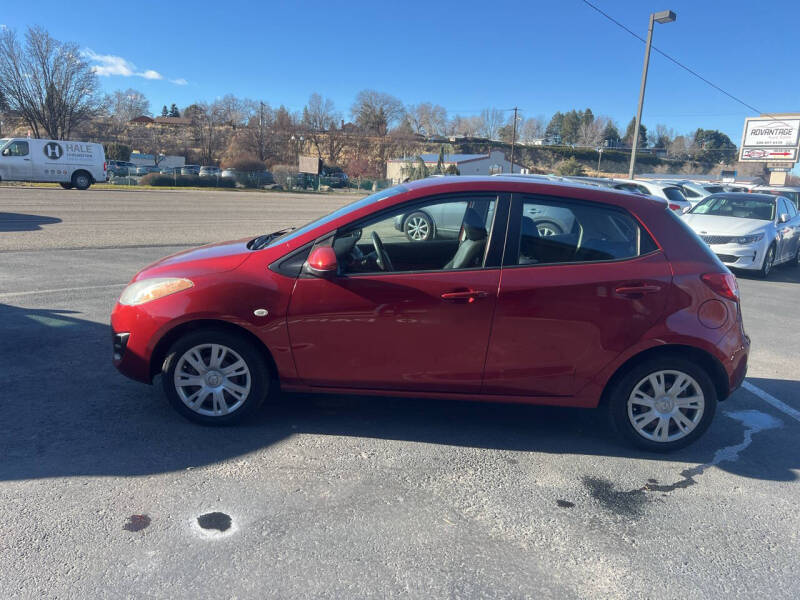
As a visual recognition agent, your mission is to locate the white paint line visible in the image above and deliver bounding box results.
[682,410,782,480]
[0,283,126,299]
[742,380,800,424]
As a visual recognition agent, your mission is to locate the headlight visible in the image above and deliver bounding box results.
[119,277,194,306]
[735,233,764,245]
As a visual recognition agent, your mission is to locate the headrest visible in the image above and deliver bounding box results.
[462,207,487,241]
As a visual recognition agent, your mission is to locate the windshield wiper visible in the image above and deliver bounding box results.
[250,227,296,250]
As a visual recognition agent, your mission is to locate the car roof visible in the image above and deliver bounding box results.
[399,175,668,209]
[703,192,777,202]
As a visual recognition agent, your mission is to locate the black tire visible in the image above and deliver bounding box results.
[161,328,271,425]
[535,220,563,237]
[758,244,776,279]
[59,182,74,190]
[71,170,92,190]
[607,355,717,452]
[790,245,800,268]
[403,211,434,242]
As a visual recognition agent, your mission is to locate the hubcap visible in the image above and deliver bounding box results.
[406,216,430,240]
[765,249,774,274]
[627,370,705,443]
[173,343,251,417]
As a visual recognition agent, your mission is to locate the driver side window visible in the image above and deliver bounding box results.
[334,196,497,275]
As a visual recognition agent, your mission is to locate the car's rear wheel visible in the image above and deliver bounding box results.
[59,183,74,190]
[608,356,717,452]
[791,245,800,268]
[161,329,271,425]
[403,212,433,241]
[71,170,92,190]
[759,244,775,278]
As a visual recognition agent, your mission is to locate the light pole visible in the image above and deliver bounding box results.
[628,9,676,180]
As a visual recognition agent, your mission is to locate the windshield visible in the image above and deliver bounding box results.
[0,138,9,150]
[263,185,409,248]
[690,195,775,220]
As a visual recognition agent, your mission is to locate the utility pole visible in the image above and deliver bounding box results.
[510,107,518,174]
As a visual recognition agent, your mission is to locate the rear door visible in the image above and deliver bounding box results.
[483,194,671,398]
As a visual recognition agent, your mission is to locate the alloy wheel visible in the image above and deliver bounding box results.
[173,343,251,416]
[405,216,431,241]
[627,370,705,443]
[537,223,559,237]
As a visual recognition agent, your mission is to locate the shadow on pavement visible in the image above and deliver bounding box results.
[735,262,800,284]
[0,212,62,232]
[1,302,796,484]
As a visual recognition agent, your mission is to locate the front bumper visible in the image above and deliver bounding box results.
[707,241,767,271]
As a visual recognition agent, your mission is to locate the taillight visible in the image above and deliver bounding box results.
[668,203,682,211]
[701,272,739,301]
[103,161,107,172]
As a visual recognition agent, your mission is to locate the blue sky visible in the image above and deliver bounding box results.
[2,0,798,167]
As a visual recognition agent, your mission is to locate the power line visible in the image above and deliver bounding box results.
[579,0,765,116]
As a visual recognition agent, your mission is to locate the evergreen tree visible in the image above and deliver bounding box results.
[560,110,581,144]
[161,105,168,117]
[169,103,180,118]
[601,122,621,146]
[624,117,648,147]
[545,112,564,141]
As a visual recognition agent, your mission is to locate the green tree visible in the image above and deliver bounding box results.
[624,117,648,147]
[555,157,586,176]
[103,142,132,161]
[435,146,445,174]
[581,108,594,128]
[602,122,621,146]
[545,112,564,141]
[560,110,581,144]
[161,105,168,117]
[169,103,180,117]
[693,129,737,163]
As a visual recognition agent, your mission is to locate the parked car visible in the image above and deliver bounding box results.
[321,172,348,188]
[111,176,749,451]
[107,160,136,177]
[221,168,237,179]
[610,179,691,213]
[199,166,221,177]
[0,137,105,190]
[181,165,201,176]
[659,180,727,205]
[134,165,160,176]
[682,192,800,278]
[220,169,274,186]
[751,185,800,210]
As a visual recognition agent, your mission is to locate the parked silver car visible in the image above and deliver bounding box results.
[181,165,201,176]
[199,166,221,177]
[610,179,691,213]
[682,192,800,278]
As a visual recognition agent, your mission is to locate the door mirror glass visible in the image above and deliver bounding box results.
[305,246,338,276]
[778,213,789,223]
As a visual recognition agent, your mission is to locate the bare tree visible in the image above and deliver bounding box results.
[448,114,483,137]
[520,116,545,143]
[0,26,101,139]
[216,94,250,129]
[478,108,504,140]
[577,116,610,147]
[106,88,150,123]
[302,93,340,158]
[406,102,447,137]
[189,102,226,164]
[351,89,404,137]
[654,123,675,150]
[241,100,274,162]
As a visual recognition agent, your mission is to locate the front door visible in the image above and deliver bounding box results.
[287,194,506,393]
[0,140,32,181]
[483,194,672,398]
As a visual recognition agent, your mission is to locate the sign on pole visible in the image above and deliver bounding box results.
[739,116,800,163]
[298,155,322,175]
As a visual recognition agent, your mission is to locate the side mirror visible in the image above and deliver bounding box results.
[779,213,789,224]
[1,148,9,157]
[682,205,692,214]
[304,246,338,277]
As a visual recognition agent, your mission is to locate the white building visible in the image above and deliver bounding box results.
[386,150,523,184]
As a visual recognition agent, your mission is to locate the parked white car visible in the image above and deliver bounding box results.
[0,137,106,190]
[199,166,221,177]
[610,179,691,213]
[751,185,800,211]
[658,180,727,205]
[682,193,800,278]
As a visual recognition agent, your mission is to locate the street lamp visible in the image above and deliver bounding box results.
[628,9,676,180]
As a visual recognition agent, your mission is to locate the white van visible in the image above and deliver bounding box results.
[0,137,107,190]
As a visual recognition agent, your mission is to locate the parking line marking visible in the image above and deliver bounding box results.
[0,283,127,299]
[742,380,800,424]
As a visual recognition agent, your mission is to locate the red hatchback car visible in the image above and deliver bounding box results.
[111,177,749,451]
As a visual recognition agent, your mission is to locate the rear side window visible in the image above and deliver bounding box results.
[514,197,658,265]
[663,187,687,203]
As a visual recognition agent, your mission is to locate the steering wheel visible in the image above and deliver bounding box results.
[371,231,394,271]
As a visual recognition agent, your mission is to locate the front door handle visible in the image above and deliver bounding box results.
[441,290,489,303]
[614,283,662,298]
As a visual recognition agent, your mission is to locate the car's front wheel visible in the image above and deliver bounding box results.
[608,356,717,452]
[759,244,775,278]
[161,329,271,425]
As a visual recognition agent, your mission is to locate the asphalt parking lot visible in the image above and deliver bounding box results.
[1,187,799,599]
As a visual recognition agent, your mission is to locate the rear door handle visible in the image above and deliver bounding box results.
[441,290,489,303]
[614,284,662,297]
